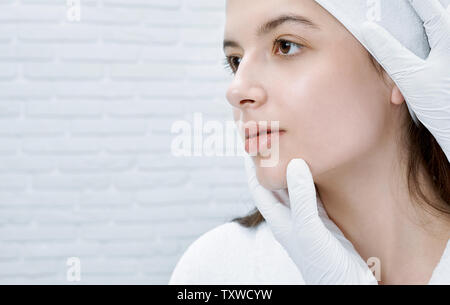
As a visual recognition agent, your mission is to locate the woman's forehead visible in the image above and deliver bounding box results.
[225,0,337,35]
[226,0,323,18]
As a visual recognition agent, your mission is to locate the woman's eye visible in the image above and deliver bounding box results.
[274,39,304,56]
[223,40,303,75]
[223,56,241,74]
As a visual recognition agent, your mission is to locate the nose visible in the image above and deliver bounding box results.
[225,58,267,110]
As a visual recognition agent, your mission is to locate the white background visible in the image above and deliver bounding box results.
[0,0,254,284]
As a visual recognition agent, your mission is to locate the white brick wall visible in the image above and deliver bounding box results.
[0,0,255,284]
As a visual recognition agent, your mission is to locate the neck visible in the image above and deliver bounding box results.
[314,132,450,284]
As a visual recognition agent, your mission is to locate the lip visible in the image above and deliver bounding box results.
[242,123,285,140]
[244,130,285,155]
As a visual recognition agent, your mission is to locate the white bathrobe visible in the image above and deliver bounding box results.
[168,221,450,285]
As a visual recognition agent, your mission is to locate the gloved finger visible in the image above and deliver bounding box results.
[360,21,423,83]
[285,159,378,284]
[272,188,290,208]
[244,153,292,231]
[409,0,450,49]
[286,159,320,228]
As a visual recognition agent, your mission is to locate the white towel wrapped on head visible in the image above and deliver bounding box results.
[313,0,450,125]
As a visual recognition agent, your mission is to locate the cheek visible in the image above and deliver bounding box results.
[277,54,389,177]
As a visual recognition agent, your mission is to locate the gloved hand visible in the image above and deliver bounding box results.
[244,154,378,285]
[360,0,450,163]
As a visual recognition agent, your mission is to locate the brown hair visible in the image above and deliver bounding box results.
[230,55,450,229]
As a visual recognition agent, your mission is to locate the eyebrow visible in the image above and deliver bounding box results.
[223,14,320,50]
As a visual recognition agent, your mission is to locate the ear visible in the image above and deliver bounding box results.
[391,85,405,105]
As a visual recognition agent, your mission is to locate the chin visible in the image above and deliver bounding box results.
[254,157,288,191]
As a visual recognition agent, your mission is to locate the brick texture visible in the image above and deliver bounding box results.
[0,0,255,284]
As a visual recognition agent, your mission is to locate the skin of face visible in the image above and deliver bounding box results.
[224,0,406,191]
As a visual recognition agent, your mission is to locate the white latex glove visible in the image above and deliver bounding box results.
[244,154,378,285]
[360,0,450,163]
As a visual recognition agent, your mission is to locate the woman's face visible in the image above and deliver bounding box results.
[224,0,399,190]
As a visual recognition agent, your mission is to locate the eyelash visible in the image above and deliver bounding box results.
[223,39,304,75]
